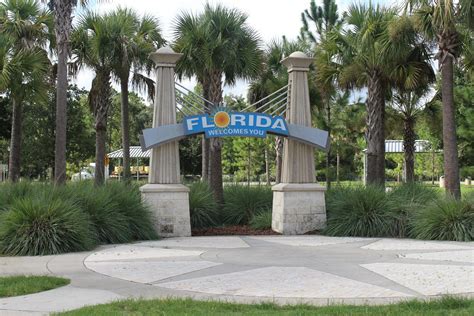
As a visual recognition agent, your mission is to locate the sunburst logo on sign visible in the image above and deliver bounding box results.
[212,108,231,128]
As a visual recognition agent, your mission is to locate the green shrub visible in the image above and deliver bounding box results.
[222,185,272,225]
[189,182,219,228]
[0,181,157,256]
[387,183,439,237]
[62,184,131,244]
[409,198,474,241]
[104,182,157,241]
[250,209,272,229]
[460,166,474,179]
[0,194,96,255]
[324,185,396,237]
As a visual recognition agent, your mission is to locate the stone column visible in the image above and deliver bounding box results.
[140,47,191,237]
[271,51,327,234]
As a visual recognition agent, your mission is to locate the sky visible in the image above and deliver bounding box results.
[72,0,393,101]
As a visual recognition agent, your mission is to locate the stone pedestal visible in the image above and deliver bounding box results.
[140,47,191,237]
[140,184,191,237]
[272,51,327,235]
[272,183,326,234]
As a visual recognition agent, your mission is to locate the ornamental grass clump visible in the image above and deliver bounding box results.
[222,184,272,225]
[0,181,157,256]
[409,197,474,241]
[250,209,272,229]
[387,183,439,237]
[324,185,396,237]
[189,182,219,228]
[0,181,36,211]
[62,183,131,244]
[0,194,96,256]
[104,182,157,241]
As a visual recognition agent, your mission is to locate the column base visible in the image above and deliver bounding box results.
[140,184,191,237]
[271,183,327,235]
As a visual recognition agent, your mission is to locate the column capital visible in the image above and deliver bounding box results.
[149,46,183,67]
[281,51,313,72]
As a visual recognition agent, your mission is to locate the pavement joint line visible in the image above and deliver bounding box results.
[356,263,424,297]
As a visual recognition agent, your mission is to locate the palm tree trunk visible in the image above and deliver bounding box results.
[366,72,385,186]
[441,56,461,198]
[336,149,340,184]
[403,115,415,183]
[120,74,131,181]
[247,139,251,186]
[201,78,210,182]
[91,71,112,186]
[95,125,107,186]
[208,70,224,204]
[326,98,331,188]
[53,0,73,185]
[8,97,22,182]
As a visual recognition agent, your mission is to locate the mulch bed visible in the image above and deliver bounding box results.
[192,225,279,236]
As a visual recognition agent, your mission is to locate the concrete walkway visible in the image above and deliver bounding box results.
[0,236,473,315]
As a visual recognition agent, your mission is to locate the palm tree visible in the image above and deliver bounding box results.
[388,14,436,182]
[0,0,52,182]
[47,0,104,185]
[47,0,75,184]
[317,4,433,186]
[108,8,164,181]
[174,4,263,203]
[406,0,472,198]
[72,12,117,186]
[390,91,430,182]
[174,10,214,182]
[302,0,343,188]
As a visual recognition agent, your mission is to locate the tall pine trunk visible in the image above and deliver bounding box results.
[403,115,415,182]
[366,72,385,186]
[120,74,131,181]
[53,0,73,185]
[8,97,22,182]
[265,141,270,185]
[208,70,224,204]
[441,56,460,198]
[275,137,283,183]
[91,71,112,186]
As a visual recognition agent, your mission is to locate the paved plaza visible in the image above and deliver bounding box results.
[0,235,473,314]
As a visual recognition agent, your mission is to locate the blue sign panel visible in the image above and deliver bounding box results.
[184,111,289,138]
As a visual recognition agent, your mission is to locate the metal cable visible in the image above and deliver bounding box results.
[175,92,204,114]
[243,85,288,111]
[175,82,214,110]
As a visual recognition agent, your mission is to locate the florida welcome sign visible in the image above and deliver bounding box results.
[185,109,288,138]
[140,109,329,151]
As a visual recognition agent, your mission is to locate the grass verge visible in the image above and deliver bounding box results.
[59,296,474,315]
[0,275,69,298]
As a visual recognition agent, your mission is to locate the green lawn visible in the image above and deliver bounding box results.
[0,275,69,298]
[59,296,474,316]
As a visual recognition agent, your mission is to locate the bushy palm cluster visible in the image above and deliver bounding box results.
[0,0,163,186]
